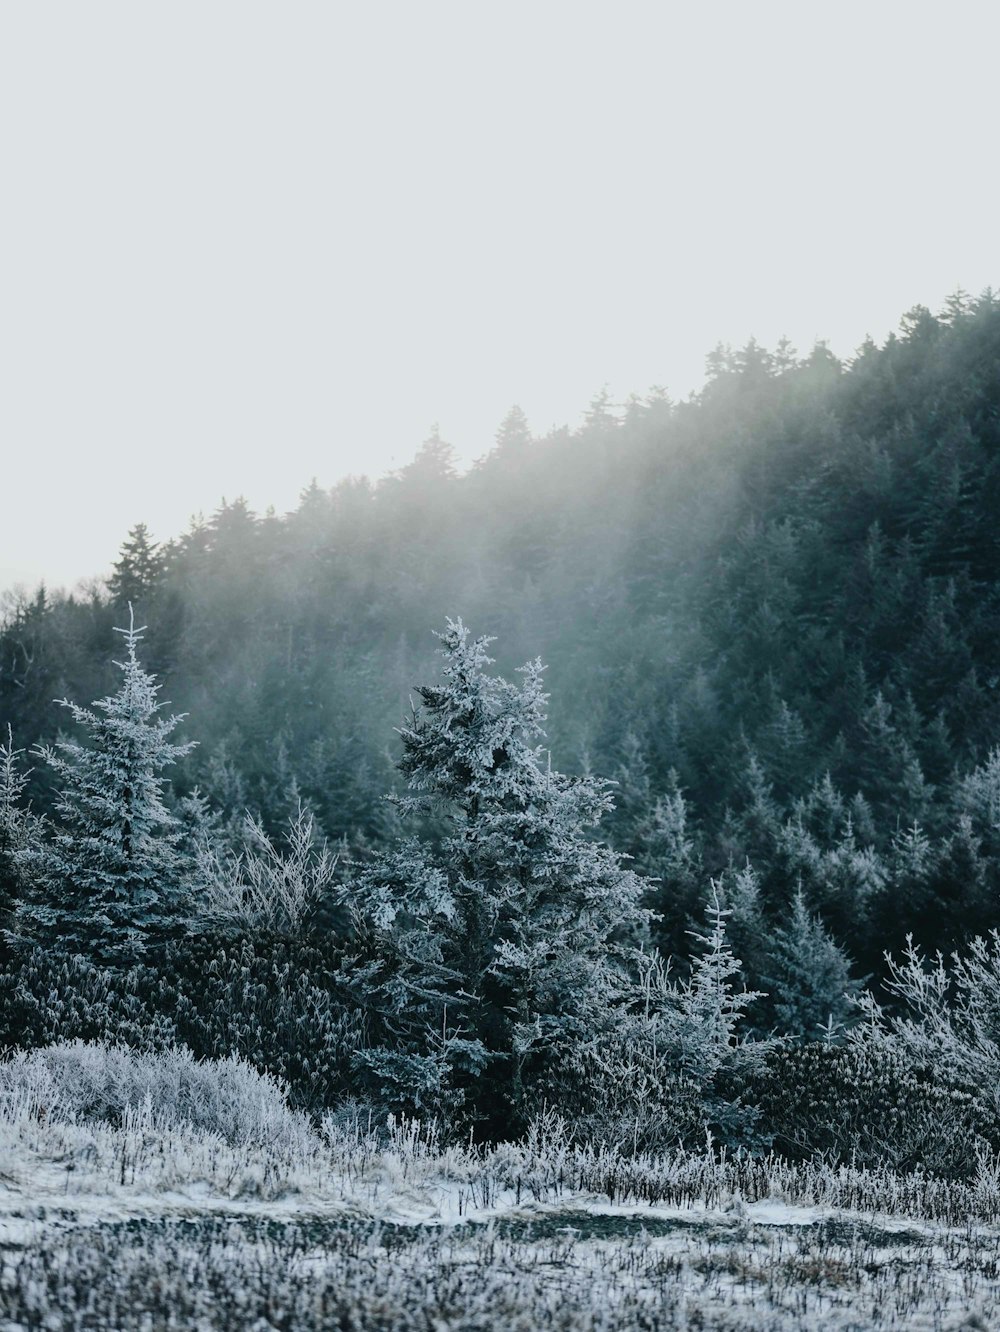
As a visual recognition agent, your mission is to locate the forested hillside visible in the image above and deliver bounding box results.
[5,290,1000,980]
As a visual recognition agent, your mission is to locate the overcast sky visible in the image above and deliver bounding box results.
[2,1,997,593]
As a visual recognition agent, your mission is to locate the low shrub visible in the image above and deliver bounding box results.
[0,1041,311,1147]
[748,1040,993,1178]
[0,947,172,1052]
[0,935,370,1113]
[155,933,369,1111]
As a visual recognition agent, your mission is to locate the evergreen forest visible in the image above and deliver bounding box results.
[4,291,1000,1169]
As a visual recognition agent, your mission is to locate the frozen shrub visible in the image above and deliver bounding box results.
[155,933,370,1110]
[748,1040,991,1177]
[194,804,339,938]
[0,1041,311,1148]
[853,932,1000,1127]
[738,931,1000,1177]
[0,947,173,1052]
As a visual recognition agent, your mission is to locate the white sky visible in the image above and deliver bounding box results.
[1,1,997,592]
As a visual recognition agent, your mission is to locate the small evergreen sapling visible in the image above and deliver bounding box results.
[677,885,765,1082]
[763,887,859,1040]
[17,610,194,964]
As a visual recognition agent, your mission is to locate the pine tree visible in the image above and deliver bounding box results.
[349,619,651,1126]
[675,884,763,1076]
[715,860,769,1000]
[108,523,165,607]
[633,771,704,961]
[763,887,859,1040]
[672,884,766,1141]
[398,425,457,486]
[0,728,43,957]
[16,611,195,964]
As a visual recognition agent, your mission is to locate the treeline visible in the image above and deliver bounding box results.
[5,290,1000,984]
[3,613,998,1179]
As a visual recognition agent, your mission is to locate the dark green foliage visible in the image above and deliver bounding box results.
[749,1041,993,1178]
[0,949,173,1053]
[0,935,368,1112]
[761,888,860,1040]
[108,523,166,609]
[153,934,369,1111]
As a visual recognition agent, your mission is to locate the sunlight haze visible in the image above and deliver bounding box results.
[1,0,996,590]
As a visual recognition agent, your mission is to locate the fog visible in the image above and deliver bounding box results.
[2,0,996,590]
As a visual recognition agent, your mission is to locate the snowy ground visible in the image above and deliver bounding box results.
[3,1105,1000,1329]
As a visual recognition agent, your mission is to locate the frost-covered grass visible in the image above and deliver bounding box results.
[4,1044,1000,1329]
[5,1214,1000,1332]
[6,1207,1000,1330]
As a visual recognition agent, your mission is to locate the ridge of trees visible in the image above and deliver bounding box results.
[4,290,1000,978]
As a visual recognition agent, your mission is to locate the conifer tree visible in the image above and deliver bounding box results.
[763,887,859,1039]
[350,619,651,1125]
[678,884,763,1081]
[0,728,42,957]
[633,772,703,960]
[108,523,165,607]
[715,860,769,999]
[491,405,531,460]
[16,610,194,964]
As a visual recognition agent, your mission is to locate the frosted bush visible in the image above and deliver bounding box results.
[562,892,769,1151]
[0,1041,313,1148]
[195,804,338,937]
[854,932,1000,1126]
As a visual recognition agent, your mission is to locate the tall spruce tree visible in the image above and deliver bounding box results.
[108,523,165,607]
[16,611,194,964]
[350,619,651,1127]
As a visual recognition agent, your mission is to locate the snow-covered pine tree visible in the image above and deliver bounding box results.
[350,618,652,1126]
[668,883,768,1142]
[0,728,43,957]
[677,883,762,1083]
[16,610,195,964]
[763,887,859,1039]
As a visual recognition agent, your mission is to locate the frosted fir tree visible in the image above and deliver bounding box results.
[0,728,44,953]
[17,610,195,964]
[763,887,859,1040]
[675,884,763,1084]
[575,884,767,1149]
[350,619,652,1125]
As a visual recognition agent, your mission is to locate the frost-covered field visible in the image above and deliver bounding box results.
[7,1209,1000,1332]
[3,1055,1000,1331]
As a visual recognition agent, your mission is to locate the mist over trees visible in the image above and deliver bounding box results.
[5,293,1000,982]
[4,289,1000,1190]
